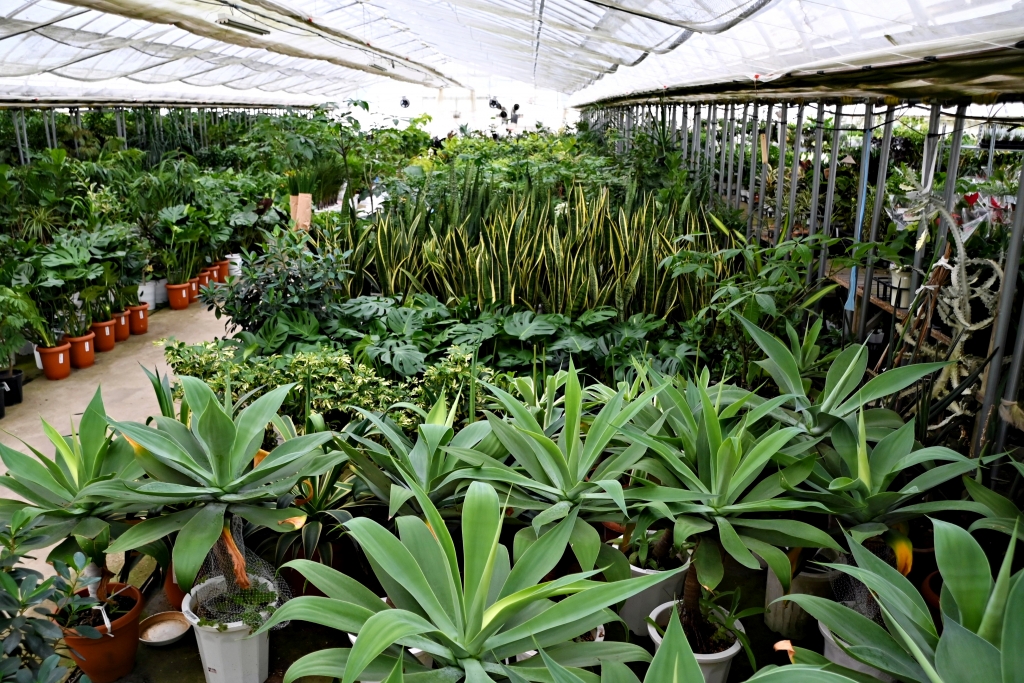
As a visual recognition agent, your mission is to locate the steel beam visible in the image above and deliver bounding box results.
[857,104,896,341]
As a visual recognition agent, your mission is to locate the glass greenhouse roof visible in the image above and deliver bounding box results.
[0,0,1021,105]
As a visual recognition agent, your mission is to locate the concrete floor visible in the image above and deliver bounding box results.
[0,304,228,458]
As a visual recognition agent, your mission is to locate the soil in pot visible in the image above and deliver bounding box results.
[0,369,24,405]
[37,343,71,380]
[167,283,191,310]
[62,584,143,683]
[188,277,200,303]
[648,601,745,683]
[112,311,130,341]
[91,320,116,352]
[128,304,149,334]
[67,332,96,369]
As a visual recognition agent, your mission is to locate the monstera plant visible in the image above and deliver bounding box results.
[94,378,339,591]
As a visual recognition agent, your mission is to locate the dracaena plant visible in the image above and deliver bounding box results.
[737,317,947,436]
[781,412,981,574]
[95,378,339,592]
[619,370,840,629]
[0,387,145,574]
[782,521,1022,683]
[255,481,679,683]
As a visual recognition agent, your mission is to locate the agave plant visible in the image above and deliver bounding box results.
[95,378,339,591]
[619,370,840,623]
[0,387,144,567]
[737,317,947,436]
[961,468,1024,537]
[781,412,981,573]
[255,481,681,683]
[783,521,1022,683]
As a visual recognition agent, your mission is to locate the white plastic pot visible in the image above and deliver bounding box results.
[226,254,243,277]
[889,264,912,310]
[618,562,688,635]
[648,602,743,683]
[819,620,895,682]
[182,577,274,683]
[763,566,836,639]
[155,279,169,305]
[138,281,157,311]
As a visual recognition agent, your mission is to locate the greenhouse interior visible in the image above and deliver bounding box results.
[2,0,1024,682]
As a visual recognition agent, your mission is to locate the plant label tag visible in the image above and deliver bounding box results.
[59,353,64,364]
[139,311,144,319]
[105,327,110,336]
[85,342,90,351]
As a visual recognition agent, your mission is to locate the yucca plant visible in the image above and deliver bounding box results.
[95,378,340,591]
[783,521,1022,683]
[255,481,680,683]
[619,370,840,636]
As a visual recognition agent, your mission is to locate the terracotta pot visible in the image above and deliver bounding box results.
[216,260,230,283]
[112,311,130,342]
[63,582,143,683]
[164,563,186,611]
[91,320,117,352]
[187,277,200,303]
[198,270,211,288]
[128,304,149,335]
[166,283,190,310]
[67,332,96,369]
[36,343,71,380]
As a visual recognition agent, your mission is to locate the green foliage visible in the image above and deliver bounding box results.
[0,287,43,370]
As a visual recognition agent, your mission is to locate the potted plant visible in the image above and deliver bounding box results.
[256,482,670,682]
[99,379,339,683]
[82,276,117,353]
[648,589,761,683]
[52,551,143,683]
[156,205,200,310]
[0,286,41,403]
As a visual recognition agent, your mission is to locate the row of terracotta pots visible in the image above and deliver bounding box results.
[167,261,229,311]
[37,305,150,381]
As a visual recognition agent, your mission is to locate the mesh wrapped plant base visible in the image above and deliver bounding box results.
[193,517,292,632]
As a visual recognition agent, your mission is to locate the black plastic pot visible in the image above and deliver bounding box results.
[0,369,23,406]
[0,385,5,419]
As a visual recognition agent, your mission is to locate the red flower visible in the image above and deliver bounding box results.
[964,192,980,206]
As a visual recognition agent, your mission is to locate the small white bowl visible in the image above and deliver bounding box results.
[139,611,192,646]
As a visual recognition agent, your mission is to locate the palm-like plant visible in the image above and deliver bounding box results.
[256,481,681,683]
[96,378,339,591]
[619,371,840,629]
[783,521,1022,683]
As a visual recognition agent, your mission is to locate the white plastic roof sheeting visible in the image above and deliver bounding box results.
[0,0,1022,105]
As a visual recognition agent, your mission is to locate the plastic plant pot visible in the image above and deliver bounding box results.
[67,332,96,369]
[166,283,190,310]
[112,311,130,341]
[216,260,230,282]
[188,277,200,303]
[128,304,149,335]
[36,343,71,380]
[91,320,117,352]
[648,602,744,683]
[63,583,144,683]
[0,369,24,405]
[138,281,157,311]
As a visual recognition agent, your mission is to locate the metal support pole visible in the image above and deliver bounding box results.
[973,172,1024,459]
[857,104,895,341]
[986,123,997,177]
[691,105,702,170]
[936,104,968,253]
[756,103,774,240]
[706,104,718,186]
[844,103,874,333]
[680,104,689,161]
[718,104,732,197]
[785,102,805,241]
[772,104,789,244]
[12,111,26,165]
[805,101,826,284]
[910,104,943,301]
[818,103,844,282]
[734,103,749,210]
[725,104,737,201]
[746,103,759,238]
